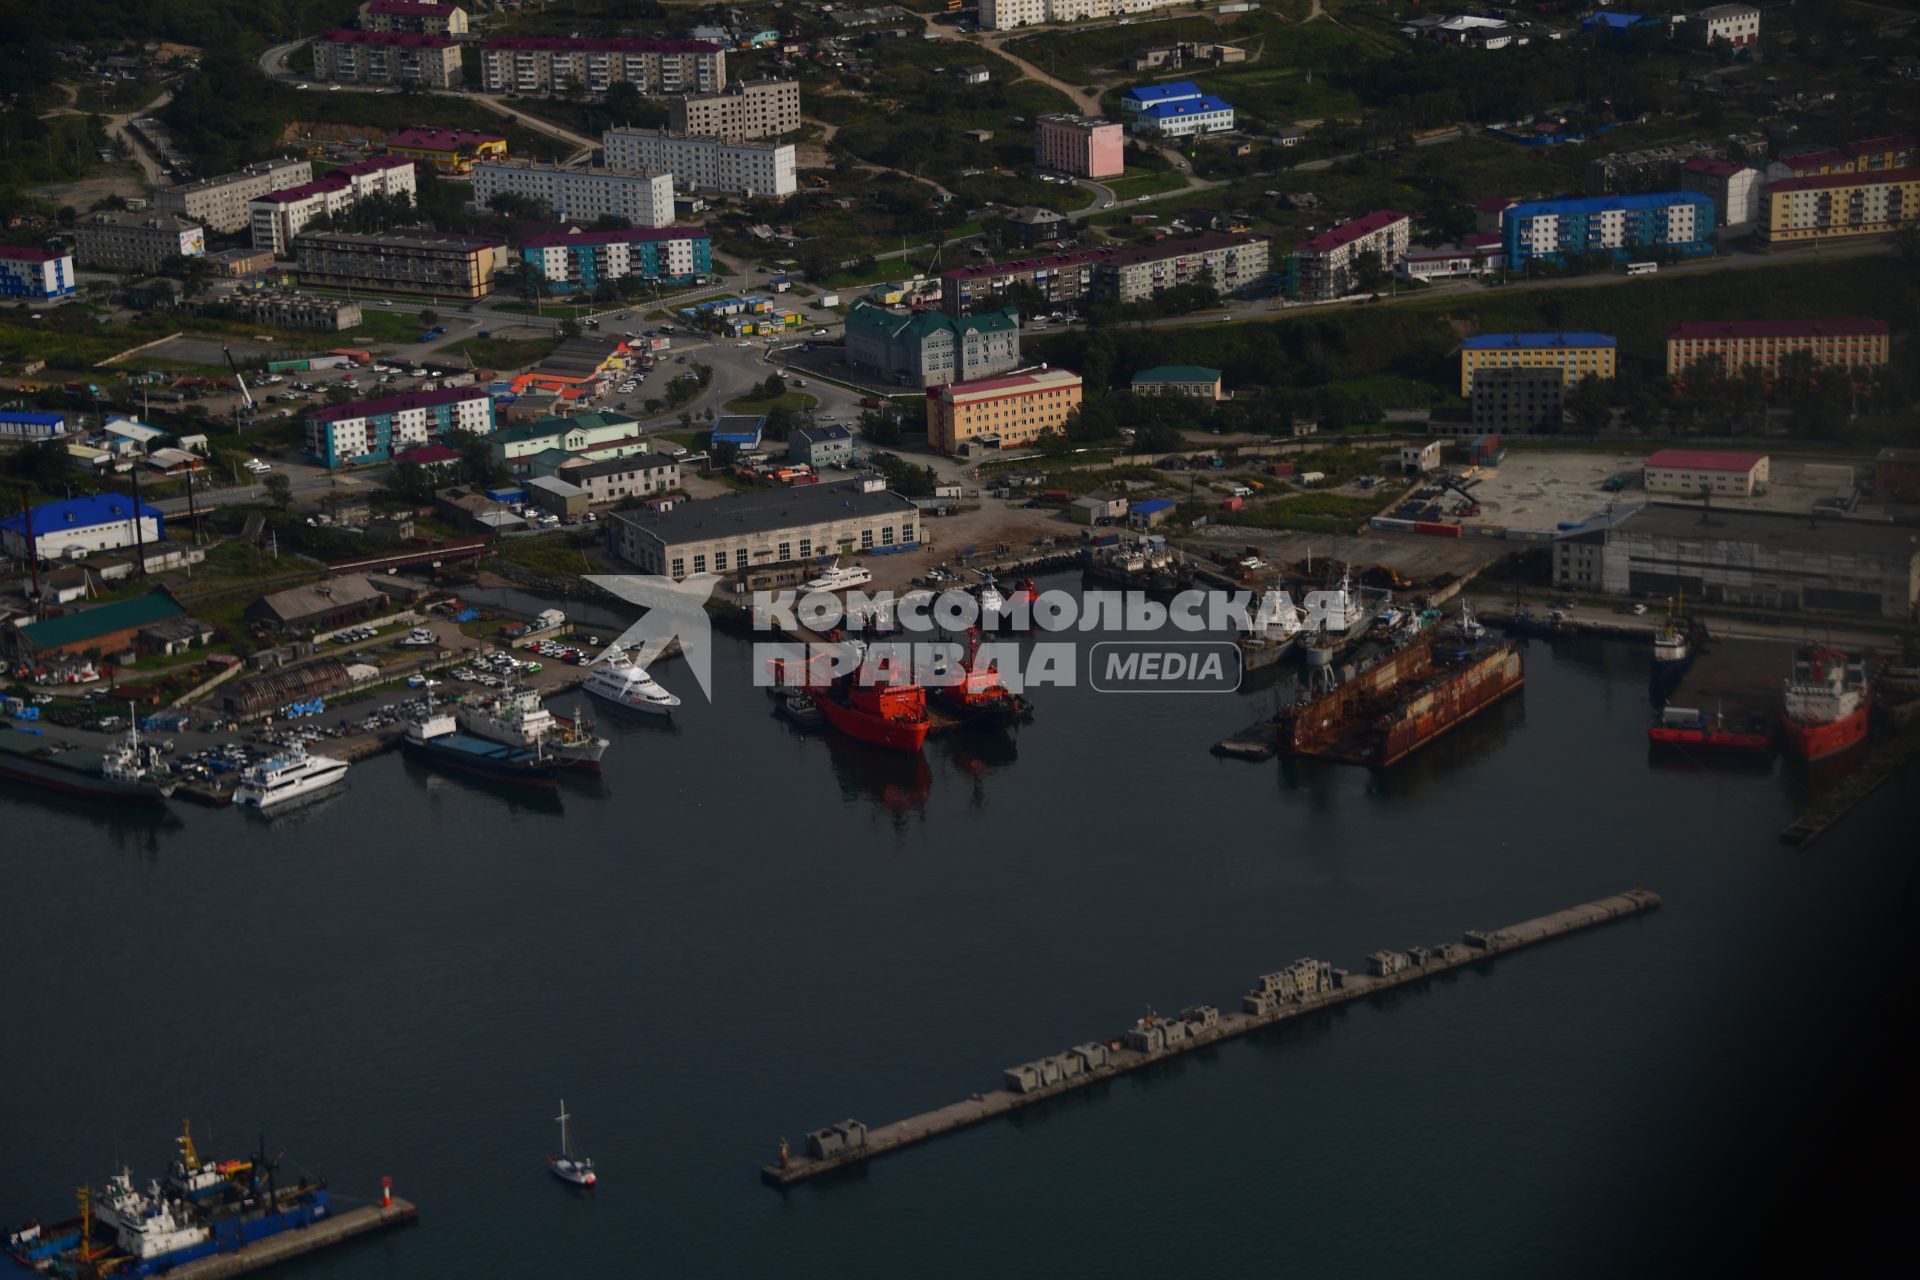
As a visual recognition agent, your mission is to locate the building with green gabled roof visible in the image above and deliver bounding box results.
[13,591,185,659]
[1131,365,1225,401]
[844,302,1023,388]
[488,410,651,473]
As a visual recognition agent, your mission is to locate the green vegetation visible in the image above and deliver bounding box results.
[489,532,602,578]
[1102,168,1190,201]
[441,336,558,371]
[1234,492,1387,534]
[723,390,818,415]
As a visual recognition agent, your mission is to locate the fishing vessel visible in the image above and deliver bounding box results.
[802,560,873,592]
[1652,591,1691,674]
[456,684,609,773]
[1237,586,1305,671]
[0,718,175,801]
[548,1101,596,1188]
[1081,538,1192,592]
[6,1124,336,1279]
[403,703,561,788]
[231,743,349,810]
[1298,570,1379,668]
[582,645,680,717]
[1781,647,1873,761]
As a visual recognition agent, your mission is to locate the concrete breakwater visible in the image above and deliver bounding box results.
[763,889,1661,1188]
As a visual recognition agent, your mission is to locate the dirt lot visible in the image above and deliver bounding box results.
[33,161,150,210]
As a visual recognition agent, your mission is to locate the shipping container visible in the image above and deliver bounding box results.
[1413,521,1461,538]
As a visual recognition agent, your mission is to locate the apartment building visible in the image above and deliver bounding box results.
[668,79,801,140]
[1664,319,1891,380]
[71,211,205,272]
[520,226,713,293]
[0,245,73,300]
[480,37,726,95]
[220,290,364,332]
[1686,4,1759,47]
[292,228,507,299]
[927,367,1083,453]
[1502,192,1716,266]
[601,128,794,198]
[1469,366,1565,434]
[312,30,464,89]
[1459,332,1617,395]
[1284,210,1411,301]
[155,157,312,234]
[1757,167,1920,248]
[846,303,1023,388]
[473,160,674,227]
[356,0,469,36]
[1034,114,1125,179]
[980,0,1179,31]
[543,453,681,506]
[250,155,418,256]
[609,481,919,580]
[940,232,1269,312]
[306,386,497,468]
[941,246,1111,313]
[382,127,507,175]
[1764,136,1916,183]
[1680,157,1762,227]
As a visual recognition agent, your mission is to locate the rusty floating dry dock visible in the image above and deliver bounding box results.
[163,1198,418,1278]
[762,889,1660,1188]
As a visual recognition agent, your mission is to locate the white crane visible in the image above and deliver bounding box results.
[222,345,255,414]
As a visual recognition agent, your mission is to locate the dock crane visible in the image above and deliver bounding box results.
[222,345,255,425]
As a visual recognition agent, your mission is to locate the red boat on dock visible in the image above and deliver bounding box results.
[931,629,1033,726]
[1648,705,1773,753]
[1782,647,1873,761]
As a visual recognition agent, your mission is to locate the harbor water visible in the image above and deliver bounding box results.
[1,578,1911,1276]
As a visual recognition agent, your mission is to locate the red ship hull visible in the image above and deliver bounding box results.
[817,694,931,752]
[1648,726,1774,753]
[1782,703,1870,761]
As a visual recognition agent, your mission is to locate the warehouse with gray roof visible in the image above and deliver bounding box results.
[607,480,918,579]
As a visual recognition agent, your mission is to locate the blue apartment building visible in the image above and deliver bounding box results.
[1503,192,1716,267]
[0,245,76,300]
[520,227,714,295]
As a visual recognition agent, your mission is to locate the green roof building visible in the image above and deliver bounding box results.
[489,411,651,472]
[1130,365,1225,401]
[844,302,1023,388]
[15,591,185,658]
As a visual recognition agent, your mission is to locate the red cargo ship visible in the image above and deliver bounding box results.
[1781,647,1872,761]
[1648,706,1773,753]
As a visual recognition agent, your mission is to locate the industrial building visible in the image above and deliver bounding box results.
[1642,449,1770,498]
[1285,211,1411,301]
[601,128,795,198]
[6,592,186,660]
[1468,366,1565,434]
[381,127,507,175]
[249,155,418,256]
[0,411,68,443]
[304,386,497,468]
[480,37,726,96]
[245,575,388,632]
[845,303,1023,388]
[292,228,507,299]
[927,366,1083,453]
[668,79,801,140]
[0,245,74,301]
[519,226,713,293]
[71,211,205,273]
[512,339,638,399]
[473,161,675,227]
[1664,318,1890,381]
[1034,114,1124,179]
[357,1,469,36]
[1757,167,1920,249]
[1131,365,1223,400]
[218,290,364,332]
[311,30,464,89]
[1552,503,1919,619]
[1458,332,1617,395]
[608,480,919,579]
[0,494,165,563]
[155,157,312,234]
[1502,192,1716,267]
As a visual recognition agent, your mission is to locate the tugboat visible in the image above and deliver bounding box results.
[810,655,931,753]
[549,1100,596,1187]
[1782,646,1873,761]
[402,698,561,788]
[1652,590,1692,676]
[1236,586,1305,671]
[775,690,825,730]
[930,628,1034,725]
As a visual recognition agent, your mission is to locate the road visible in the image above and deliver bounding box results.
[105,89,175,186]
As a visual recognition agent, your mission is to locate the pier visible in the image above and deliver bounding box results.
[761,889,1661,1188]
[165,1198,417,1278]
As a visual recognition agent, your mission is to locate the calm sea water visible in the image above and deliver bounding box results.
[2,578,1912,1277]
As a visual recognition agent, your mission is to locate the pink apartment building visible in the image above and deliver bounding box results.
[1035,114,1125,180]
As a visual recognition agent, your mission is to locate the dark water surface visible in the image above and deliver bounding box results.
[3,582,1912,1277]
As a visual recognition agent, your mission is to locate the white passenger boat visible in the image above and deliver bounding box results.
[231,744,349,810]
[582,645,680,717]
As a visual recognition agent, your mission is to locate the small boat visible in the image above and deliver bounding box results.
[549,1101,596,1188]
[1652,590,1691,673]
[802,559,873,592]
[583,645,680,717]
[232,744,349,810]
[778,691,825,730]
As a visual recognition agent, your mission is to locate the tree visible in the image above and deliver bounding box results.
[558,318,582,339]
[758,372,785,399]
[263,473,292,509]
[859,406,904,446]
[418,309,440,328]
[459,437,498,486]
[1568,376,1613,435]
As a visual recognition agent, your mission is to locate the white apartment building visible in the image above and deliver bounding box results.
[473,161,675,227]
[602,128,795,198]
[668,79,802,140]
[1680,158,1762,227]
[154,158,313,235]
[1687,4,1760,47]
[479,38,726,95]
[980,0,1176,31]
[248,156,418,256]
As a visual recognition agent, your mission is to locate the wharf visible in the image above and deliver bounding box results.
[165,1198,417,1278]
[1779,724,1920,846]
[761,889,1661,1188]
[1213,720,1281,760]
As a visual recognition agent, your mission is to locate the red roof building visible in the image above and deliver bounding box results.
[1643,449,1771,496]
[1665,318,1891,380]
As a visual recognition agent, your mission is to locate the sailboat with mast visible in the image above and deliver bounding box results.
[549,1101,597,1187]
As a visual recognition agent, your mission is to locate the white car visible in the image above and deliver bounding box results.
[812,327,828,335]
[378,299,393,307]
[328,84,341,92]
[244,459,272,475]
[734,341,751,347]
[295,84,309,91]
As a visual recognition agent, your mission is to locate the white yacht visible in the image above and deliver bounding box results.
[583,645,681,717]
[802,560,872,592]
[231,744,350,810]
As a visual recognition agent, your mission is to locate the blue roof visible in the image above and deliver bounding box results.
[1461,332,1618,350]
[1132,498,1176,515]
[1508,191,1712,218]
[0,410,65,425]
[1138,96,1233,119]
[1122,81,1202,106]
[1583,12,1653,30]
[0,493,164,537]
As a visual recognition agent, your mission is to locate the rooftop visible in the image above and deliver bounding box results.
[252,574,384,624]
[386,126,507,152]
[1295,210,1407,254]
[78,210,200,232]
[562,452,678,480]
[1666,318,1889,341]
[847,301,1021,339]
[365,1,460,14]
[1121,81,1203,104]
[937,367,1083,401]
[521,225,709,249]
[610,480,915,546]
[1462,331,1618,350]
[316,28,458,49]
[1133,365,1222,384]
[255,155,416,205]
[0,244,66,262]
[1681,157,1750,178]
[307,385,491,424]
[942,246,1113,283]
[17,592,183,650]
[483,36,724,53]
[711,414,765,441]
[1508,191,1714,217]
[1137,96,1234,120]
[493,411,638,443]
[1766,165,1920,194]
[1618,503,1920,559]
[1644,449,1768,472]
[0,493,164,536]
[294,227,504,251]
[791,424,852,445]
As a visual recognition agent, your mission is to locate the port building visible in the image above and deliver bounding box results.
[1642,449,1770,498]
[1552,503,1919,619]
[0,494,165,563]
[6,591,186,660]
[608,480,918,580]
